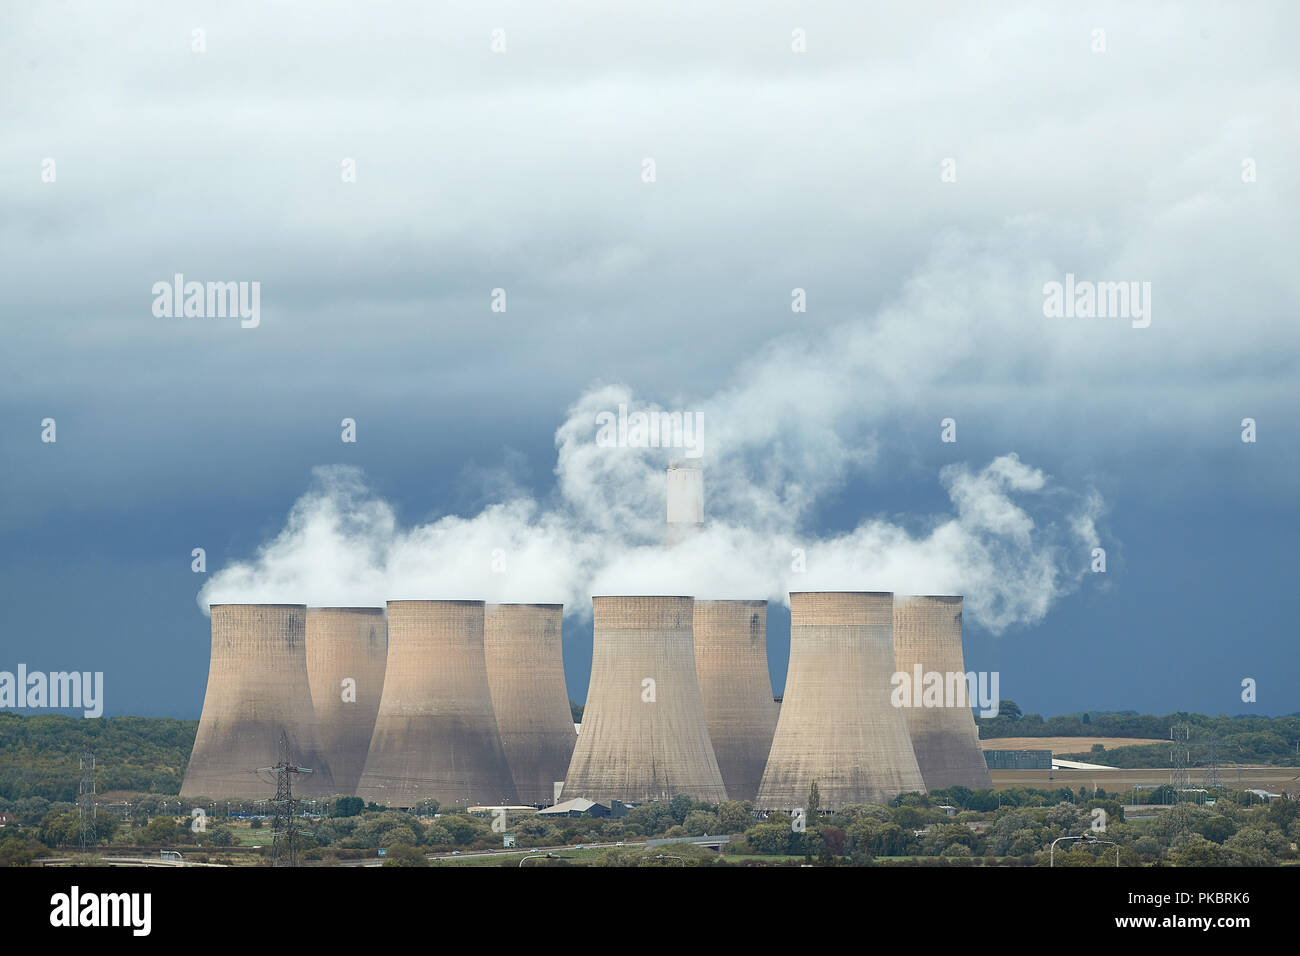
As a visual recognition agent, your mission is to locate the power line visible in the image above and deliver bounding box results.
[1170,723,1191,794]
[78,751,97,850]
[1201,731,1224,790]
[256,732,313,867]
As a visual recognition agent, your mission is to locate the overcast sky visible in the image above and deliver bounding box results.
[2,1,1297,720]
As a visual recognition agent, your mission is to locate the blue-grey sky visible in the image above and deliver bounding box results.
[1,1,1297,720]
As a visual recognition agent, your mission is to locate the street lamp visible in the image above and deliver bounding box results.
[1049,832,1119,867]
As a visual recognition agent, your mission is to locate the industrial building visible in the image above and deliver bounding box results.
[483,603,576,806]
[181,604,337,799]
[537,797,630,819]
[756,591,925,810]
[356,600,517,808]
[984,750,1053,771]
[892,595,993,790]
[305,606,388,795]
[692,599,777,803]
[562,595,728,805]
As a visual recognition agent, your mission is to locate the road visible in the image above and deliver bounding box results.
[338,840,647,867]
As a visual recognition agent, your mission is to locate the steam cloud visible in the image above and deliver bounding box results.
[200,248,1105,634]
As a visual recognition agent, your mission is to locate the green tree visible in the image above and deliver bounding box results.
[940,785,973,809]
[38,810,80,848]
[331,797,364,818]
[716,801,753,833]
[422,823,453,846]
[205,825,235,847]
[1175,840,1224,866]
[1268,797,1297,829]
[141,816,179,846]
[890,805,927,829]
[0,831,41,866]
[745,822,794,855]
[439,813,489,846]
[382,843,428,867]
[808,781,820,817]
[668,795,693,824]
[93,811,119,844]
[683,810,718,836]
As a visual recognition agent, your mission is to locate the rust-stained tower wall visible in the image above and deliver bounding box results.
[306,607,388,796]
[181,604,337,799]
[562,596,727,804]
[756,591,924,810]
[356,600,517,808]
[693,599,777,803]
[893,595,992,790]
[483,603,576,806]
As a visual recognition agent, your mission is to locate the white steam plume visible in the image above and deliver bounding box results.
[200,242,1105,633]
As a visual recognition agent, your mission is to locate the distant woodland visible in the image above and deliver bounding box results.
[978,702,1300,767]
[0,705,1296,803]
[0,712,197,801]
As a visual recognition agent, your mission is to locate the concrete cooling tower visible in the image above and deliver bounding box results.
[562,596,727,804]
[181,604,337,800]
[355,600,517,808]
[483,603,576,806]
[893,595,992,790]
[756,592,924,810]
[693,599,777,803]
[305,607,388,796]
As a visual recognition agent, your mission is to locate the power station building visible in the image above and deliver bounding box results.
[356,600,517,808]
[182,604,337,799]
[756,591,925,810]
[305,606,388,796]
[692,599,777,803]
[562,596,728,805]
[483,603,576,806]
[892,595,993,790]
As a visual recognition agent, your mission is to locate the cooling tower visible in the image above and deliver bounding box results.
[666,460,703,545]
[355,600,517,808]
[893,595,992,790]
[483,603,576,805]
[181,604,337,800]
[756,592,924,810]
[562,596,727,804]
[305,607,388,796]
[693,600,777,803]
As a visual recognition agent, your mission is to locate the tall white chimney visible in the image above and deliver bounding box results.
[667,459,703,545]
